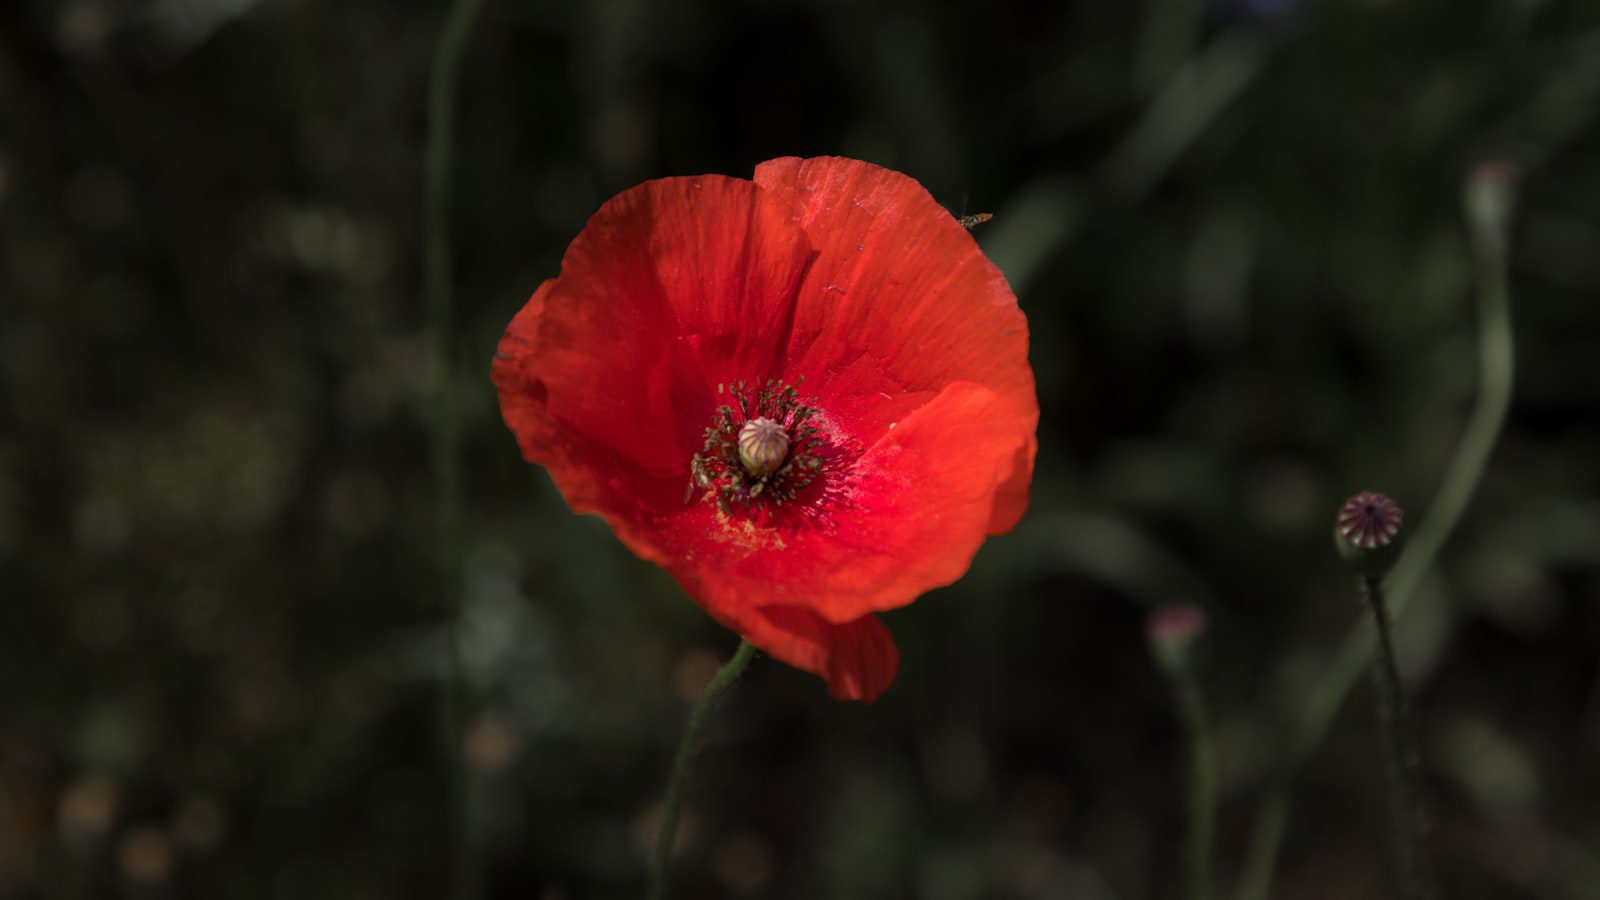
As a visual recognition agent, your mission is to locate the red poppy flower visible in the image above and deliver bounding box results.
[492,156,1037,702]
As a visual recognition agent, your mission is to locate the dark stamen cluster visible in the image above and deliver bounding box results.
[689,378,826,516]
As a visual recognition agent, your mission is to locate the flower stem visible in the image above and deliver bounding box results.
[649,639,758,900]
[1173,670,1217,900]
[423,0,482,898]
[1234,789,1287,900]
[1360,576,1435,900]
[1233,165,1515,900]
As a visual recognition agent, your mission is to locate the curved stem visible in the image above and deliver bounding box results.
[649,639,758,900]
[1234,166,1516,900]
[423,0,482,898]
[1361,577,1435,899]
[1174,671,1217,900]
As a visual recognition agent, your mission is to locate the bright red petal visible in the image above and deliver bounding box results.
[491,174,815,562]
[717,605,899,702]
[751,156,1038,535]
[664,381,1032,626]
[988,434,1038,533]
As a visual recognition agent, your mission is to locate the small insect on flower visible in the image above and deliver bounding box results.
[492,157,1038,701]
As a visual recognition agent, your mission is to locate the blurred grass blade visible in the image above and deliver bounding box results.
[1102,32,1267,202]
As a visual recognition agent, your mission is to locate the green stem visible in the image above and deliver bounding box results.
[1233,167,1516,900]
[423,1,482,898]
[1234,789,1287,900]
[1174,671,1217,900]
[649,639,758,900]
[1360,577,1435,900]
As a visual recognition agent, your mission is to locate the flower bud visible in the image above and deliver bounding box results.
[1334,490,1405,578]
[1466,160,1518,254]
[1146,604,1207,675]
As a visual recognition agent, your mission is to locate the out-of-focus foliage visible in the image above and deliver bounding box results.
[3,0,1600,898]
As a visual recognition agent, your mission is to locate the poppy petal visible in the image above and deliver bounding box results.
[751,156,1037,538]
[491,174,815,556]
[987,434,1038,533]
[667,380,1030,628]
[720,605,899,703]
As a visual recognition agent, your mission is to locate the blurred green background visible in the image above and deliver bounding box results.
[4,0,1600,897]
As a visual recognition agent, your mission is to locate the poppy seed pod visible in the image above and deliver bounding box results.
[736,418,789,478]
[1334,491,1405,578]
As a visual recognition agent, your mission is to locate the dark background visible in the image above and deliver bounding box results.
[3,0,1600,897]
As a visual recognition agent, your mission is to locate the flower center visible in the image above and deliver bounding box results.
[689,378,827,515]
[738,417,789,477]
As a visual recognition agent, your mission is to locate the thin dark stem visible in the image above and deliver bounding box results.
[424,0,482,510]
[423,0,482,898]
[1360,577,1435,900]
[1234,166,1515,900]
[649,639,758,900]
[1173,672,1217,900]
